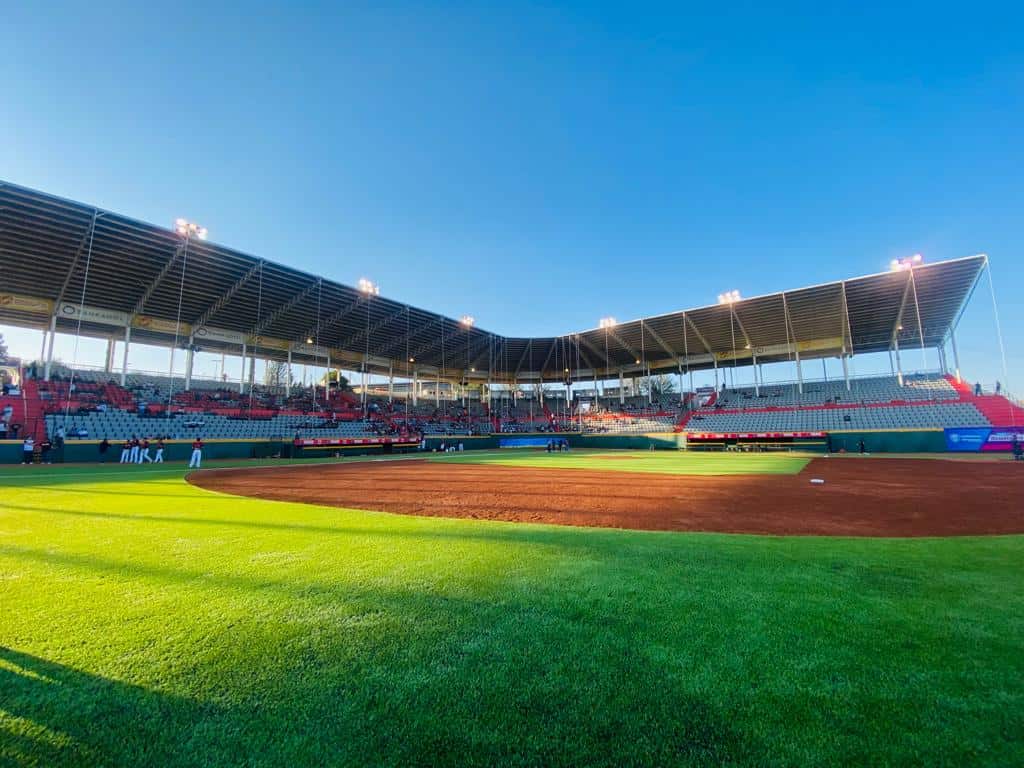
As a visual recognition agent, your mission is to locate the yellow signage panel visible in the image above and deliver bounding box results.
[796,336,843,354]
[0,293,54,315]
[133,314,191,336]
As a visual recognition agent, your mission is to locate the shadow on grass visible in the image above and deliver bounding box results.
[0,558,751,767]
[0,502,678,553]
[0,646,228,767]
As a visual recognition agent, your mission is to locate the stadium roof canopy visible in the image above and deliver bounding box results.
[0,181,987,383]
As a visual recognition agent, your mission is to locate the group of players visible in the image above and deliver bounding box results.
[117,436,204,468]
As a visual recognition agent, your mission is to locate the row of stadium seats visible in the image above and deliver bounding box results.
[685,402,986,432]
[711,374,957,409]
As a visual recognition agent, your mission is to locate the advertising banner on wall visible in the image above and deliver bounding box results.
[945,427,1024,452]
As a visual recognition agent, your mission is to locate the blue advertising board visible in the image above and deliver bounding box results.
[945,426,1024,452]
[499,437,560,448]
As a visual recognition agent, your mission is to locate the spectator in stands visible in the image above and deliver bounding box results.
[0,421,6,440]
[54,425,66,449]
[975,382,982,396]
[996,381,1002,395]
[120,438,131,464]
[2,404,12,423]
[189,437,204,469]
[22,436,34,464]
[98,438,110,462]
[154,438,165,463]
[1012,436,1023,462]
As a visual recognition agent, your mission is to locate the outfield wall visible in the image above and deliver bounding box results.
[0,428,961,462]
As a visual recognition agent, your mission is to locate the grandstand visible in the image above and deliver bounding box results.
[0,181,1017,452]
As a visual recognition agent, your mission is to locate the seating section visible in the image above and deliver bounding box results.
[686,402,987,432]
[46,411,384,440]
[18,369,1012,442]
[684,374,991,433]
[713,374,957,409]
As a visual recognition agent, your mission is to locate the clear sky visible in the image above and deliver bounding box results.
[1,2,1020,389]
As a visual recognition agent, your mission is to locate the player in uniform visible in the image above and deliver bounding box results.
[189,437,204,468]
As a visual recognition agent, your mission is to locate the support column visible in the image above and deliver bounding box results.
[43,315,57,381]
[412,368,419,406]
[285,349,292,397]
[713,359,719,391]
[184,337,194,391]
[388,365,394,402]
[893,337,904,386]
[39,325,50,372]
[753,355,760,397]
[618,371,625,405]
[249,354,256,395]
[949,331,962,383]
[120,325,131,387]
[795,349,803,394]
[435,372,440,407]
[239,343,247,394]
[842,354,851,392]
[104,337,115,374]
[678,368,684,404]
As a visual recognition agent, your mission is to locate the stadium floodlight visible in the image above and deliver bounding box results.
[174,218,207,240]
[599,317,617,329]
[306,336,314,345]
[717,290,741,305]
[460,315,475,328]
[409,357,415,363]
[357,277,380,295]
[890,254,924,272]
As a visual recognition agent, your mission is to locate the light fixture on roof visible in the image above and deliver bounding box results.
[599,317,617,329]
[357,277,380,295]
[890,254,924,272]
[635,358,641,365]
[409,357,415,363]
[460,315,475,328]
[174,218,207,240]
[717,290,741,305]
[306,336,314,345]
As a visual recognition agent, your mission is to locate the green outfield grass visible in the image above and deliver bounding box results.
[1,457,1022,766]
[430,449,812,475]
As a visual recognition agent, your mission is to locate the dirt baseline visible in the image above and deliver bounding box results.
[189,457,1024,537]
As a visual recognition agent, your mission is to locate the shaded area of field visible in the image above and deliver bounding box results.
[190,456,1024,537]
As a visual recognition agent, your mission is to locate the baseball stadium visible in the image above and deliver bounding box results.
[1,180,1022,766]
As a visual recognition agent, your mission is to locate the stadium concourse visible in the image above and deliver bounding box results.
[0,180,1020,459]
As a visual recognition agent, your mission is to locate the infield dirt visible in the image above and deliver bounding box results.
[189,456,1024,537]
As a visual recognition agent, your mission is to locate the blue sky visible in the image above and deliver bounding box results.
[1,2,1020,388]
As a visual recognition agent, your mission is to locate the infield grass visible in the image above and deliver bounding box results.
[1,456,1022,766]
[430,449,811,475]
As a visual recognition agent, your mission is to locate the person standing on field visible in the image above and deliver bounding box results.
[120,438,131,463]
[189,437,204,468]
[154,437,165,463]
[128,435,140,464]
[139,437,152,463]
[21,436,34,464]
